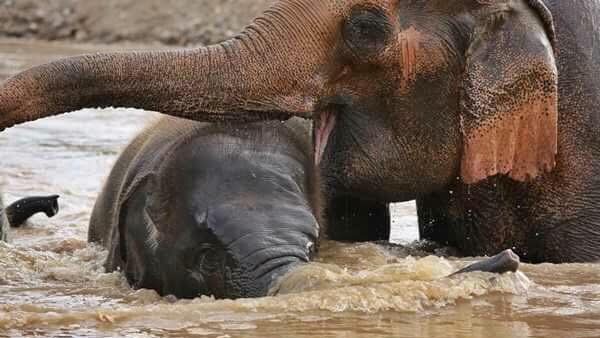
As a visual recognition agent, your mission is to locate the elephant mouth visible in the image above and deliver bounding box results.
[314,110,336,165]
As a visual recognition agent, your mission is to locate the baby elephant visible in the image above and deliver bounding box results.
[0,194,60,241]
[88,117,321,299]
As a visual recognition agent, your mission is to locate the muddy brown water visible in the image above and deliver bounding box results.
[0,39,599,338]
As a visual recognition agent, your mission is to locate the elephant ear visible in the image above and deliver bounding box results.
[460,0,558,184]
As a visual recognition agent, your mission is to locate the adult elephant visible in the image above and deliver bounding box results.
[1,0,599,262]
[88,117,320,299]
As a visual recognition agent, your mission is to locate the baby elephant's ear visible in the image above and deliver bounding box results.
[460,0,558,184]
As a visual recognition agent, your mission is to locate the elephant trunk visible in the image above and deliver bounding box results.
[0,1,335,130]
[5,195,60,228]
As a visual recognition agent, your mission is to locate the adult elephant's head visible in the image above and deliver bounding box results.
[0,0,557,201]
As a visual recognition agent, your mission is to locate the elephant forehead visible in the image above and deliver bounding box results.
[328,0,397,16]
[398,27,423,91]
[204,203,318,253]
[394,26,450,93]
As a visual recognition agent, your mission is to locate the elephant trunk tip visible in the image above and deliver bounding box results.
[5,194,60,228]
[450,249,521,276]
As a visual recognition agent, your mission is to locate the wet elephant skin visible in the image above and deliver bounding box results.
[88,117,321,299]
[0,194,60,240]
[3,0,600,262]
[5,195,59,228]
[450,249,520,276]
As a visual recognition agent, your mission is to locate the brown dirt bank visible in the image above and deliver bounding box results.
[0,0,274,46]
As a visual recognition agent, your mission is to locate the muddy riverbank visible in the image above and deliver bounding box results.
[0,0,273,46]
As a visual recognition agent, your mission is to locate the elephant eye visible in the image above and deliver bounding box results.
[197,247,220,273]
[343,7,392,57]
[186,244,220,273]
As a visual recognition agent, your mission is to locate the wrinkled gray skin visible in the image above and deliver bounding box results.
[0,194,60,241]
[88,113,514,299]
[88,117,320,299]
[3,0,600,263]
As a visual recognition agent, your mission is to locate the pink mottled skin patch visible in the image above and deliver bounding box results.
[314,111,336,165]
